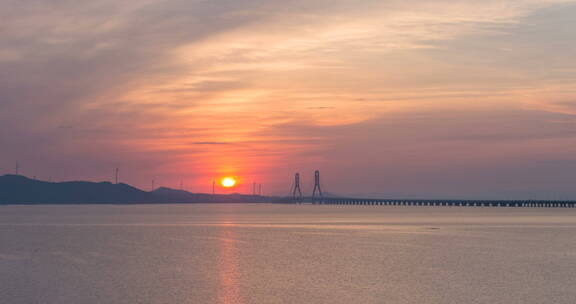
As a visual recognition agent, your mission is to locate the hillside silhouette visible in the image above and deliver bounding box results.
[0,175,270,204]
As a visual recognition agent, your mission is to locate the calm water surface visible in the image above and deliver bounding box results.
[1,204,576,304]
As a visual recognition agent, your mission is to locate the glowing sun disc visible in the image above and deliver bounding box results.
[221,177,236,188]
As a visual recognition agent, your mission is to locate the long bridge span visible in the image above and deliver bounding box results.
[284,170,576,208]
[281,197,576,208]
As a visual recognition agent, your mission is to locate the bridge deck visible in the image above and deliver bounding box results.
[280,198,576,208]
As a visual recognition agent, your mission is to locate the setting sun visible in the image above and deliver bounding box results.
[221,177,237,188]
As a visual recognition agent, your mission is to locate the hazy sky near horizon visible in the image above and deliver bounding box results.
[1,0,576,199]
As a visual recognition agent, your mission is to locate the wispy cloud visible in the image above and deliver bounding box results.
[1,0,575,196]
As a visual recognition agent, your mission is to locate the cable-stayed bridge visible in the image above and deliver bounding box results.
[284,171,576,208]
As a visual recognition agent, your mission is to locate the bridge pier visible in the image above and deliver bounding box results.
[295,197,576,208]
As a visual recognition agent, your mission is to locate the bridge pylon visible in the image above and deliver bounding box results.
[292,173,302,203]
[312,170,323,204]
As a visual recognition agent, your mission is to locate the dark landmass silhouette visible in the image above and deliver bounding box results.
[0,175,273,204]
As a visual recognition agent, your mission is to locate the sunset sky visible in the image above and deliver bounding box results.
[1,0,576,199]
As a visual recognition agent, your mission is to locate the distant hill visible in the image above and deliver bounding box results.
[150,187,271,203]
[0,175,271,204]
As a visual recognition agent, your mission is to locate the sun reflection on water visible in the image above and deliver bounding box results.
[217,221,241,304]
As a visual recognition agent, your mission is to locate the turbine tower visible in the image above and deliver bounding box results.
[292,173,302,203]
[312,170,323,204]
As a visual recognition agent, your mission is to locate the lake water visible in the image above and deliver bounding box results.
[1,204,576,304]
